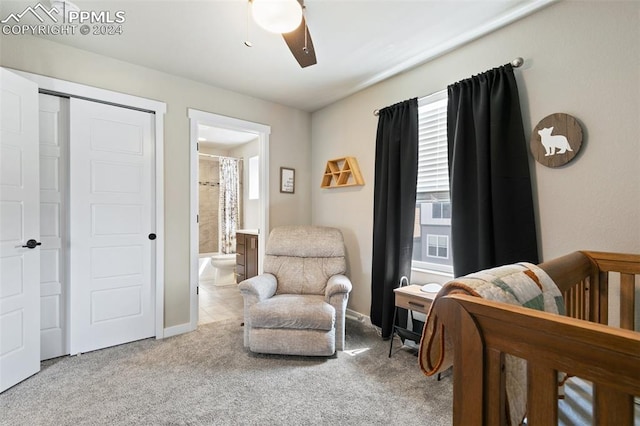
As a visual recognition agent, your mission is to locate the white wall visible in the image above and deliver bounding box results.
[311,1,640,316]
[0,35,312,328]
[229,138,261,230]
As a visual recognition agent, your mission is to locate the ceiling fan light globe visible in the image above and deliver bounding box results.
[252,0,302,34]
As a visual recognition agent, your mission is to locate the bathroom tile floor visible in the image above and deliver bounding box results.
[198,279,244,325]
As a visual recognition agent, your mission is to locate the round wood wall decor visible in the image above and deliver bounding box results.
[530,113,583,168]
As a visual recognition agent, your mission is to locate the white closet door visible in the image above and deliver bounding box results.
[39,94,68,360]
[69,98,155,355]
[0,68,41,392]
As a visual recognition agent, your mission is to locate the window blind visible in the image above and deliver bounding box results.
[417,91,449,195]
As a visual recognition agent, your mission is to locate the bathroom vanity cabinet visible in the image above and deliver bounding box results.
[236,231,258,283]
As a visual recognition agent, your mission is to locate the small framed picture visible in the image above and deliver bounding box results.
[280,167,295,194]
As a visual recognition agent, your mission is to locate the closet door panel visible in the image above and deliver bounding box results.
[69,98,155,355]
[0,68,40,392]
[38,94,68,361]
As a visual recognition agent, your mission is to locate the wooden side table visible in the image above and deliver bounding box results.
[388,284,438,357]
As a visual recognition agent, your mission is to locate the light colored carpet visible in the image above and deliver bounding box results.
[0,319,453,425]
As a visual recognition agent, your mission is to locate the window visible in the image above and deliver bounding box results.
[427,234,449,259]
[412,90,453,274]
[431,202,451,219]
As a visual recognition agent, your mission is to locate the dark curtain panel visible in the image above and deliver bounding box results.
[370,98,418,339]
[447,64,538,277]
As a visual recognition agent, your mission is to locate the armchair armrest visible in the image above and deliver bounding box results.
[325,274,352,351]
[238,273,277,301]
[325,274,352,298]
[238,273,277,348]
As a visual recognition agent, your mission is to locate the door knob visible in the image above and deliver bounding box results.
[22,239,42,249]
[148,233,157,240]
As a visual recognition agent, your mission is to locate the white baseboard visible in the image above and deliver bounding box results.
[346,308,372,326]
[162,322,194,338]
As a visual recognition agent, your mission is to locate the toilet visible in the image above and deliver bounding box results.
[209,252,237,286]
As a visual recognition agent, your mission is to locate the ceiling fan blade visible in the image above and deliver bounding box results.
[282,16,317,68]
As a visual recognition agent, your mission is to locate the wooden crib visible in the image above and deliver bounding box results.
[433,251,640,425]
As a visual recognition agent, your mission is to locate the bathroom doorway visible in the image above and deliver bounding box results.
[198,127,253,324]
[188,110,270,329]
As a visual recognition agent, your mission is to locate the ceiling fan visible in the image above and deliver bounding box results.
[248,0,317,68]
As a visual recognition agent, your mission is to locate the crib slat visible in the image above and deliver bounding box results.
[527,363,558,424]
[571,287,580,318]
[578,279,585,319]
[598,271,609,325]
[589,274,600,323]
[619,273,635,330]
[584,276,592,320]
[593,383,634,425]
[575,280,582,319]
[576,286,581,317]
[562,290,575,318]
[485,348,507,426]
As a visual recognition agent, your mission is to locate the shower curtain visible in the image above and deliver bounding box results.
[219,157,240,254]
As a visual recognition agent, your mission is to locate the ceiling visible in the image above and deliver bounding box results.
[1,0,555,112]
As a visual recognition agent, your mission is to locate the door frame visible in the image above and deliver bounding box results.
[188,109,270,330]
[9,68,167,340]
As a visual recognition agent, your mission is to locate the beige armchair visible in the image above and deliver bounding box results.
[238,226,352,356]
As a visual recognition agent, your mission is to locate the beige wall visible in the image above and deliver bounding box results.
[0,35,312,328]
[311,1,640,316]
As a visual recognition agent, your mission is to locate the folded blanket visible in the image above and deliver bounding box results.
[418,262,565,426]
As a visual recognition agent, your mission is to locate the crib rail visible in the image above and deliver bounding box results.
[436,294,640,425]
[538,251,639,331]
[437,251,640,425]
[583,251,640,330]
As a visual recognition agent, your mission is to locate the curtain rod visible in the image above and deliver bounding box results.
[198,153,244,161]
[372,57,524,116]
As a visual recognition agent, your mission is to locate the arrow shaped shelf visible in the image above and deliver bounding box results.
[320,156,365,188]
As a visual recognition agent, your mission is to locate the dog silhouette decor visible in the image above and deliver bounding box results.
[538,127,573,156]
[531,113,583,168]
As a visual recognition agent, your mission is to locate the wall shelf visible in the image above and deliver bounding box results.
[321,156,364,188]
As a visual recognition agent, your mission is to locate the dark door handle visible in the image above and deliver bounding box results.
[148,233,156,240]
[22,239,42,249]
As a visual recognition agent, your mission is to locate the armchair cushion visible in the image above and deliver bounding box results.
[250,295,335,331]
[265,257,345,295]
[265,226,345,257]
[263,226,346,295]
